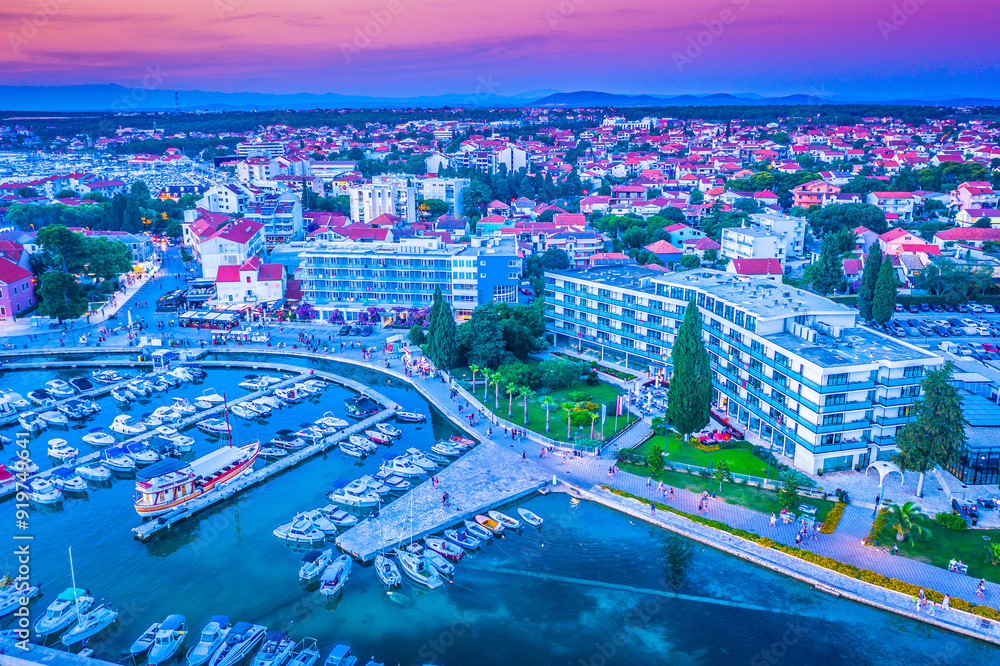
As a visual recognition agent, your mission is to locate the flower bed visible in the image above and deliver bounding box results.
[551,352,636,381]
[601,487,1000,621]
[819,502,847,534]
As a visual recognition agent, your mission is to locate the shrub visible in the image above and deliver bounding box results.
[819,502,847,534]
[585,370,599,386]
[646,445,665,475]
[409,325,426,346]
[835,488,850,503]
[650,416,667,436]
[933,512,968,531]
[567,391,592,403]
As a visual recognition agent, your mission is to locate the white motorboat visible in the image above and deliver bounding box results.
[45,379,76,399]
[238,375,266,391]
[47,438,79,462]
[0,583,40,618]
[431,442,461,457]
[0,466,17,497]
[302,378,327,392]
[251,631,294,666]
[33,587,94,638]
[293,509,339,536]
[255,395,284,411]
[231,403,259,420]
[171,397,198,415]
[152,405,184,422]
[69,377,95,393]
[152,378,172,392]
[141,412,165,428]
[0,390,31,413]
[110,387,133,405]
[518,508,544,527]
[101,445,137,474]
[347,435,376,453]
[299,549,335,582]
[424,551,455,577]
[379,456,424,478]
[319,555,351,597]
[463,520,493,542]
[488,510,521,530]
[9,456,39,475]
[286,638,321,666]
[356,475,391,496]
[375,422,401,438]
[126,442,160,467]
[194,399,213,410]
[270,430,307,450]
[273,387,300,403]
[76,461,112,483]
[317,412,349,429]
[60,603,119,646]
[323,645,359,666]
[28,389,57,407]
[338,442,365,459]
[39,410,69,427]
[49,467,88,493]
[148,614,187,666]
[91,369,126,384]
[424,536,464,561]
[56,402,86,421]
[155,424,180,438]
[185,615,230,666]
[394,411,426,423]
[444,528,481,551]
[402,448,436,471]
[159,373,181,388]
[273,517,326,545]
[165,433,196,452]
[167,367,194,383]
[199,389,226,406]
[197,418,230,436]
[82,427,115,447]
[293,382,317,396]
[181,365,206,380]
[296,426,327,444]
[110,414,146,436]
[208,622,267,666]
[373,471,410,492]
[18,410,45,432]
[27,477,63,505]
[129,380,154,397]
[327,480,381,508]
[131,622,161,658]
[259,447,288,460]
[394,550,442,589]
[246,400,271,416]
[317,505,359,528]
[374,553,401,588]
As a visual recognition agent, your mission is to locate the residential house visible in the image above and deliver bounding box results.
[725,258,784,280]
[791,180,840,208]
[951,182,998,211]
[0,258,35,321]
[721,227,787,261]
[198,219,266,280]
[215,256,286,304]
[933,227,1000,250]
[955,208,1000,228]
[867,192,916,222]
[747,213,807,258]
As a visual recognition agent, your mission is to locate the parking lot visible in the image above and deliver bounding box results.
[867,302,1000,362]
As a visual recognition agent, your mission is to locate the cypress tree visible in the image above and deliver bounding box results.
[858,243,883,322]
[872,259,897,326]
[426,286,456,370]
[667,300,712,440]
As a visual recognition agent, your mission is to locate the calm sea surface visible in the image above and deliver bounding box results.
[1,360,998,666]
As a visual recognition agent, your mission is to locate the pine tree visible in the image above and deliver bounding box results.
[667,300,712,440]
[894,362,967,497]
[804,241,844,296]
[858,243,883,322]
[426,286,456,371]
[871,258,897,325]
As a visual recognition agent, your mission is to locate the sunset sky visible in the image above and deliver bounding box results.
[1,0,995,98]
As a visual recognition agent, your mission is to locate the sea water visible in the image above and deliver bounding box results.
[1,362,997,666]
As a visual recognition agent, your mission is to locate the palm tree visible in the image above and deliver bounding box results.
[492,371,502,410]
[589,411,599,439]
[985,542,1000,566]
[561,401,577,439]
[506,382,518,417]
[469,364,479,393]
[482,368,490,401]
[519,386,535,425]
[541,396,557,432]
[887,501,932,544]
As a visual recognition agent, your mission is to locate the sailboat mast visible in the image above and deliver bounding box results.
[223,392,232,446]
[69,547,82,623]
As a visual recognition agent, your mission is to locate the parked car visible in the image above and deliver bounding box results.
[944,304,956,312]
[908,305,921,314]
[339,325,351,335]
[934,326,950,337]
[969,304,985,314]
[519,287,534,296]
[932,304,944,313]
[984,343,999,352]
[920,303,931,312]
[970,343,986,355]
[894,303,904,312]
[350,327,362,335]
[985,305,996,313]
[360,325,373,336]
[918,327,934,336]
[957,304,970,313]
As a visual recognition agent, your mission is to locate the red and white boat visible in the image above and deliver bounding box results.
[0,465,17,497]
[133,442,259,517]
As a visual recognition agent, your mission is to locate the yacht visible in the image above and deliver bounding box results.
[355,475,390,497]
[110,414,146,436]
[230,403,258,420]
[56,402,86,420]
[317,505,358,529]
[49,467,88,493]
[33,588,94,638]
[0,390,31,414]
[182,365,206,380]
[273,517,326,545]
[100,445,137,474]
[208,622,267,666]
[110,387,133,405]
[317,413,349,429]
[155,424,180,438]
[163,433,196,452]
[148,614,187,666]
[292,509,338,536]
[159,373,181,388]
[185,615,230,666]
[47,438,79,463]
[27,478,62,505]
[45,379,76,398]
[17,411,45,432]
[394,549,442,589]
[9,457,39,475]
[82,427,115,447]
[199,389,226,406]
[375,422,401,439]
[318,555,351,597]
[403,448,437,471]
[39,410,69,427]
[91,369,126,384]
[76,462,112,483]
[60,603,119,646]
[347,435,376,453]
[246,399,271,416]
[299,549,335,582]
[322,645,360,666]
[28,389,57,407]
[374,553,401,588]
[373,471,410,492]
[197,418,230,436]
[167,367,193,383]
[379,456,424,479]
[431,442,461,457]
[251,631,294,666]
[171,397,198,415]
[286,638,321,666]
[152,405,184,423]
[68,377,94,393]
[273,387,300,403]
[327,480,381,508]
[238,375,266,391]
[270,430,307,450]
[134,443,259,516]
[255,395,284,411]
[125,442,160,467]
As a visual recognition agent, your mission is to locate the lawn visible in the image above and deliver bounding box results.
[875,517,1000,585]
[635,434,771,478]
[616,463,836,523]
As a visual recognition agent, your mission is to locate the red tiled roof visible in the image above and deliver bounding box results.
[730,258,783,275]
[644,240,682,254]
[257,263,283,281]
[0,257,31,284]
[216,265,240,282]
[935,227,1000,241]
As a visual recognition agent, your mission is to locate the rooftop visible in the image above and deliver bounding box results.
[767,327,939,368]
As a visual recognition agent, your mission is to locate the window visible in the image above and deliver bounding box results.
[773,371,788,387]
[647,345,660,355]
[622,323,635,334]
[751,339,765,354]
[706,297,715,312]
[697,293,706,307]
[598,316,610,327]
[821,433,842,446]
[648,314,662,326]
[709,318,722,330]
[648,330,661,340]
[709,335,721,348]
[598,302,610,313]
[623,294,637,304]
[827,373,848,386]
[748,377,762,391]
[822,414,843,426]
[750,358,763,372]
[621,337,635,348]
[598,288,611,299]
[745,315,757,332]
[622,308,636,319]
[774,352,790,368]
[903,366,924,378]
[670,287,684,300]
[772,391,787,406]
[825,393,846,406]
[715,301,724,315]
[685,289,696,302]
[735,310,745,327]
[901,385,920,398]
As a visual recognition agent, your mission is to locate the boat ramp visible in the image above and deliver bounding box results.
[336,441,550,562]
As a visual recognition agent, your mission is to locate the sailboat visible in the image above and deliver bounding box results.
[60,548,118,647]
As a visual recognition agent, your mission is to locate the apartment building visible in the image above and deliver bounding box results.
[235,140,285,158]
[349,178,418,225]
[299,237,521,321]
[720,227,787,261]
[544,266,942,473]
[867,192,916,222]
[418,177,470,216]
[748,213,807,258]
[244,194,303,248]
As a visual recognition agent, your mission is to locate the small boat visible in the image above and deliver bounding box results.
[68,376,95,393]
[167,367,194,383]
[126,442,160,467]
[364,429,392,445]
[61,603,119,646]
[394,411,426,423]
[424,551,455,577]
[270,430,307,450]
[424,536,463,561]
[299,549,335,582]
[110,387,132,405]
[444,528,480,550]
[91,369,126,384]
[48,438,79,462]
[130,380,154,396]
[317,413,348,429]
[150,406,180,423]
[231,403,259,420]
[131,621,161,658]
[193,399,213,410]
[394,550,442,590]
[0,390,31,413]
[448,435,475,450]
[0,466,17,497]
[273,387,300,404]
[33,588,94,638]
[356,475,390,496]
[197,418,231,436]
[148,614,187,666]
[296,426,327,444]
[82,427,115,447]
[18,410,45,432]
[319,555,351,597]
[344,395,379,419]
[76,461,112,483]
[255,395,284,411]
[238,375,266,391]
[348,435,376,453]
[50,467,88,493]
[475,514,505,534]
[373,471,410,492]
[246,400,271,416]
[323,644,359,666]
[28,389,57,407]
[0,583,40,618]
[293,509,338,536]
[488,510,521,530]
[171,397,199,415]
[286,638,321,666]
[294,382,317,396]
[140,412,163,428]
[39,410,69,427]
[44,380,76,398]
[317,505,359,528]
[186,615,230,666]
[9,457,39,475]
[56,403,86,420]
[375,422,401,438]
[110,414,146,436]
[379,456,423,478]
[518,508,544,527]
[27,477,63,505]
[182,364,207,380]
[431,442,461,457]
[402,448,436,471]
[464,519,494,541]
[273,517,326,545]
[374,553,402,588]
[302,378,327,391]
[250,631,295,666]
[208,622,267,666]
[101,445,137,474]
[199,389,226,406]
[327,480,381,508]
[338,442,365,459]
[164,433,196,453]
[259,447,288,460]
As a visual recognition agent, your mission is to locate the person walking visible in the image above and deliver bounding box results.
[769,513,776,528]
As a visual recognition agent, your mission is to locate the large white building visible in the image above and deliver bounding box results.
[235,140,285,158]
[244,193,303,248]
[720,227,787,261]
[196,219,266,281]
[418,177,470,216]
[544,265,942,473]
[349,178,417,225]
[748,213,807,258]
[196,184,252,215]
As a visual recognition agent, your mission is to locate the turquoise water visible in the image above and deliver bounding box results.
[1,362,998,666]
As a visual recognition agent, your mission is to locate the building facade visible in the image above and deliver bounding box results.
[244,194,303,248]
[544,266,942,473]
[720,227,787,261]
[748,213,807,258]
[419,177,470,216]
[349,179,418,225]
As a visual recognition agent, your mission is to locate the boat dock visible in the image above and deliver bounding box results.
[336,441,550,562]
[0,638,119,666]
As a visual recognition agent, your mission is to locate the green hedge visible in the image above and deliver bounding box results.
[819,502,847,534]
[934,512,968,531]
[602,487,1000,621]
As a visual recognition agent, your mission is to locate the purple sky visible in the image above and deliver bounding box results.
[1,0,996,98]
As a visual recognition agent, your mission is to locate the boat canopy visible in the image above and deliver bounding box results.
[208,615,229,626]
[327,645,351,660]
[331,479,349,489]
[262,630,287,642]
[87,427,106,433]
[125,442,152,455]
[57,588,88,601]
[300,550,322,563]
[136,458,190,480]
[102,445,129,459]
[49,468,77,479]
[229,622,254,636]
[189,446,246,477]
[160,615,185,631]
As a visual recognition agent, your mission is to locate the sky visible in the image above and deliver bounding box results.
[1,0,997,99]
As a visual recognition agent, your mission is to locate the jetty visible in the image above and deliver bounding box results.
[0,637,119,666]
[336,440,550,561]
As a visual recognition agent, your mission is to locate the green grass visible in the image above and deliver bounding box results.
[636,434,770,477]
[875,518,1000,585]
[616,463,836,523]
